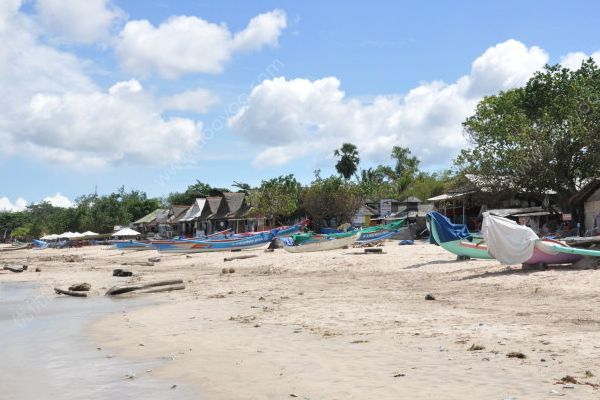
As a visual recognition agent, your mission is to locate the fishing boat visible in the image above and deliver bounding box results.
[282,231,360,253]
[481,212,600,265]
[112,240,154,250]
[426,211,492,259]
[428,211,600,265]
[356,219,407,243]
[151,231,274,253]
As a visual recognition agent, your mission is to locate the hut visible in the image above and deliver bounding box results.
[570,180,600,236]
[133,208,168,234]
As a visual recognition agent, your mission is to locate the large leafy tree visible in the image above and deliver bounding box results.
[251,175,302,223]
[334,143,360,180]
[302,175,363,228]
[168,180,229,205]
[457,59,600,215]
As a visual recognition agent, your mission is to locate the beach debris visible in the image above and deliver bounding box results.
[559,376,578,384]
[425,294,436,301]
[121,261,154,267]
[105,279,185,296]
[170,385,177,389]
[468,344,485,351]
[393,373,406,377]
[186,255,192,258]
[54,288,88,297]
[2,265,25,273]
[63,254,83,262]
[35,267,41,272]
[364,248,384,254]
[351,340,369,344]
[124,372,136,380]
[585,370,594,378]
[148,257,161,262]
[221,267,236,274]
[229,267,236,273]
[549,389,565,396]
[506,352,527,359]
[113,268,133,277]
[68,282,91,291]
[224,254,258,262]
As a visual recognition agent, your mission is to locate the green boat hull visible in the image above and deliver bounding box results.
[429,217,493,259]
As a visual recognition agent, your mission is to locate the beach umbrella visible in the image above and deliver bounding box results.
[81,231,99,237]
[112,227,141,237]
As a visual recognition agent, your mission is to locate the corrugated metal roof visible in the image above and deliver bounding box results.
[133,208,168,224]
[180,198,207,221]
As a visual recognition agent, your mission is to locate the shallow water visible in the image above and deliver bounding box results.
[0,282,198,400]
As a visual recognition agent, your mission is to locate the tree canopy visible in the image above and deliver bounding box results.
[334,143,360,180]
[457,59,600,211]
[251,174,302,223]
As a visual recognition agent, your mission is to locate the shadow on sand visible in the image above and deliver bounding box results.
[458,263,600,280]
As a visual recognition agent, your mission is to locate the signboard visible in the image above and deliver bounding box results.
[562,213,572,221]
[380,199,392,217]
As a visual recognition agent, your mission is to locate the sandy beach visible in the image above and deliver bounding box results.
[2,242,600,399]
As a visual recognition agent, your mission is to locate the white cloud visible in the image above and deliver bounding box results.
[18,80,202,167]
[116,9,286,78]
[35,0,123,44]
[0,7,204,169]
[229,39,550,168]
[0,197,27,212]
[162,88,220,114]
[560,51,600,70]
[43,193,73,208]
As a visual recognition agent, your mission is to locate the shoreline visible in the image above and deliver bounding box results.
[2,243,600,398]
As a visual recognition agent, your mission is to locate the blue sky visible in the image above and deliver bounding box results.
[1,0,600,210]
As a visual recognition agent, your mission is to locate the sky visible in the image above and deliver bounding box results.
[2,0,600,211]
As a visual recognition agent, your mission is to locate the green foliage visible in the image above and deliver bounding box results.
[334,143,360,180]
[252,175,302,222]
[168,180,230,205]
[0,187,162,238]
[302,175,363,227]
[457,59,600,207]
[11,223,32,239]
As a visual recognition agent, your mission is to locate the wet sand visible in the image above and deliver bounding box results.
[1,242,600,399]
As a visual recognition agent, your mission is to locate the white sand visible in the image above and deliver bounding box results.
[2,242,600,399]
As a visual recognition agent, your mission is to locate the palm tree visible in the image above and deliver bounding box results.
[334,143,360,180]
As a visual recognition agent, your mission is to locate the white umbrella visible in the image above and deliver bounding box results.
[81,231,99,237]
[112,227,141,237]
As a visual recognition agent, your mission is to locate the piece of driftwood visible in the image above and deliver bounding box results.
[224,254,258,262]
[55,288,88,297]
[148,257,161,263]
[364,248,384,254]
[113,269,133,277]
[3,266,25,273]
[0,244,30,252]
[68,282,91,291]
[105,279,185,296]
[121,261,154,267]
[139,284,185,294]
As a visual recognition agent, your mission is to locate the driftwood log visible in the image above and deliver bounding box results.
[3,266,25,273]
[55,288,88,297]
[121,261,154,267]
[68,282,91,291]
[105,279,185,296]
[364,248,384,254]
[224,254,258,262]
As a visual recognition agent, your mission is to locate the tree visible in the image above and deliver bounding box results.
[232,181,252,194]
[457,59,600,218]
[334,143,360,180]
[252,175,302,223]
[168,180,229,205]
[302,176,363,228]
[390,146,420,193]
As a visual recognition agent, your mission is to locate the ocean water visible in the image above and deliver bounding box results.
[0,283,198,400]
